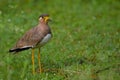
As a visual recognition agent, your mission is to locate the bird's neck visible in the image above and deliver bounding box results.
[39,21,48,25]
[38,23,49,28]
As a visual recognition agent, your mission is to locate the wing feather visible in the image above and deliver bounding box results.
[9,24,51,53]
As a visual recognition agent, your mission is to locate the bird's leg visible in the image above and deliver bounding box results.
[38,48,42,73]
[32,49,35,74]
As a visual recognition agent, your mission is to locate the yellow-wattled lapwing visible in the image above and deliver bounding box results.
[9,14,52,74]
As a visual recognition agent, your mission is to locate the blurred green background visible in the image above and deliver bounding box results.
[0,0,120,80]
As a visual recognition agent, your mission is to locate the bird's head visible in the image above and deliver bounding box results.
[39,14,51,24]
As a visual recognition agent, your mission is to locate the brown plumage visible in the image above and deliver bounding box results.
[9,14,52,74]
[9,14,52,53]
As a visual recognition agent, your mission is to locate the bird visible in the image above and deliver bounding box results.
[9,14,52,74]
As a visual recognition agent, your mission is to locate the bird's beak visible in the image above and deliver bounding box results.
[45,17,52,22]
[48,18,52,22]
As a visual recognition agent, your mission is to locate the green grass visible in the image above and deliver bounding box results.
[0,0,120,80]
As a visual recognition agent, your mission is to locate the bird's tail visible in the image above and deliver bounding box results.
[9,46,32,53]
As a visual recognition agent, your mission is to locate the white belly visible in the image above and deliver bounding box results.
[40,34,52,45]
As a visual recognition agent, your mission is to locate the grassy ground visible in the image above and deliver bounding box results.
[0,0,120,80]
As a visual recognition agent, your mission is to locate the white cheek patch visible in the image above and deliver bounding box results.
[39,17,43,21]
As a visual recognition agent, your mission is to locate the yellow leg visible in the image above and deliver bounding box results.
[32,49,35,75]
[38,48,42,73]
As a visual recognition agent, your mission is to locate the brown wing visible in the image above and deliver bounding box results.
[15,27,43,48]
[9,25,49,52]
